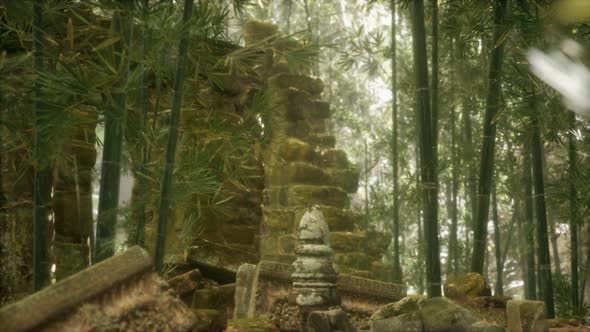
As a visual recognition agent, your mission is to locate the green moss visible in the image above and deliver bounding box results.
[243,21,279,45]
[227,316,279,332]
[330,232,366,252]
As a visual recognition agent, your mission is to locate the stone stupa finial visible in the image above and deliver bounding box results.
[290,205,339,308]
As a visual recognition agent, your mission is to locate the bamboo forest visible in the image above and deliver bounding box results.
[1,0,590,331]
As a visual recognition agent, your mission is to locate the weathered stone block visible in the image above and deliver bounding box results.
[234,264,257,319]
[244,21,279,46]
[259,235,279,256]
[167,269,203,299]
[315,206,354,232]
[307,309,356,332]
[268,73,324,95]
[326,166,360,193]
[334,252,371,271]
[444,272,490,299]
[320,149,350,168]
[261,208,294,233]
[506,300,548,332]
[269,162,326,186]
[278,234,296,254]
[284,185,349,207]
[330,232,366,252]
[279,138,316,163]
[261,254,296,264]
[222,224,256,245]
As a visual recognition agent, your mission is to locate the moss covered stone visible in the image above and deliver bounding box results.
[444,272,489,299]
[279,138,316,163]
[261,208,294,232]
[326,166,360,193]
[320,149,350,168]
[330,232,366,251]
[268,73,324,95]
[278,234,296,254]
[334,252,370,271]
[268,162,326,186]
[302,206,354,232]
[284,185,349,207]
[226,316,279,332]
[370,295,427,321]
[506,300,547,332]
[244,21,279,46]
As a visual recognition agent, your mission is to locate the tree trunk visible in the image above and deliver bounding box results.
[448,106,459,275]
[470,0,507,274]
[410,0,441,297]
[134,0,151,247]
[568,111,579,310]
[492,183,503,296]
[523,145,537,300]
[96,4,133,262]
[390,0,402,284]
[530,92,555,318]
[155,0,194,273]
[33,0,51,290]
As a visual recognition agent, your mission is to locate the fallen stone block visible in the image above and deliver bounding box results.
[0,246,197,332]
[506,300,548,332]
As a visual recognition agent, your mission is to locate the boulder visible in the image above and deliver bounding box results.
[369,296,499,332]
[307,309,356,332]
[420,297,478,332]
[469,320,506,332]
[444,273,490,299]
[506,300,548,332]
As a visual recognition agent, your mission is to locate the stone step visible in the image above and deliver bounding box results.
[261,206,356,234]
[325,167,360,193]
[334,252,371,271]
[278,137,316,163]
[267,162,327,186]
[320,149,350,168]
[268,72,324,95]
[281,88,331,121]
[330,232,366,252]
[263,185,349,208]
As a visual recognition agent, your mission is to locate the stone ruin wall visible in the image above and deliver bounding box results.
[184,21,394,281]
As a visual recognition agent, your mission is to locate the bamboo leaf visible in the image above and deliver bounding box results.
[92,37,121,52]
[494,30,510,49]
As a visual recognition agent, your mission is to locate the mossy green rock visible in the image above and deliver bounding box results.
[244,21,279,45]
[334,252,370,270]
[226,317,279,332]
[330,232,366,251]
[284,185,349,207]
[444,272,489,299]
[370,295,427,321]
[279,138,315,162]
[320,149,350,168]
[420,297,478,331]
[506,300,547,332]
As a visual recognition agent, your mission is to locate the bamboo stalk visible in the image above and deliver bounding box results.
[155,0,194,273]
[33,0,51,290]
[470,0,507,274]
